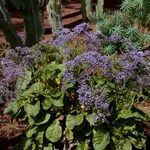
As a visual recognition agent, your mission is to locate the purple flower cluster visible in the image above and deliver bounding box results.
[54,23,150,123]
[64,49,148,84]
[53,23,143,62]
[77,83,110,123]
[0,46,41,101]
[66,51,111,75]
[108,33,121,43]
[112,50,148,83]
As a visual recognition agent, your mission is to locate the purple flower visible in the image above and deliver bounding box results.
[108,33,121,43]
[77,83,93,109]
[72,22,88,35]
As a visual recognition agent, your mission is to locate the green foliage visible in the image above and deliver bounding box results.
[93,0,150,48]
[45,119,62,142]
[5,44,149,150]
[121,0,150,28]
[92,129,110,150]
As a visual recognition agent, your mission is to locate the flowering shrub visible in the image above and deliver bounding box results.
[4,24,150,149]
[0,45,42,102]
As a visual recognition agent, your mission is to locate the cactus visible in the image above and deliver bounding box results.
[85,0,104,22]
[81,0,87,21]
[46,0,62,36]
[0,0,23,48]
[9,0,43,47]
[39,0,49,35]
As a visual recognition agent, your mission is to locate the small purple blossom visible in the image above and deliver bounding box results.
[72,22,88,35]
[0,45,41,102]
[108,33,122,43]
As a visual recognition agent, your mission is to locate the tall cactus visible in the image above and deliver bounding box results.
[39,0,49,30]
[46,0,62,36]
[0,0,23,48]
[81,0,87,21]
[85,0,104,22]
[10,0,43,47]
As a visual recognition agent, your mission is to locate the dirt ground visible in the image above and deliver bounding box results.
[0,0,122,44]
[0,1,85,44]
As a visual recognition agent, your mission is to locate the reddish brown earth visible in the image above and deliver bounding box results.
[0,1,86,44]
[0,0,122,44]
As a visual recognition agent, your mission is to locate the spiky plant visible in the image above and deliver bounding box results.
[0,0,23,48]
[46,0,62,36]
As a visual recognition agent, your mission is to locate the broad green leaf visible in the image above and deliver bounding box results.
[129,135,146,149]
[51,95,64,107]
[26,126,37,138]
[4,100,21,115]
[51,91,62,98]
[24,101,40,117]
[16,70,32,91]
[35,131,44,145]
[92,129,110,150]
[118,109,133,119]
[76,141,89,150]
[86,114,94,125]
[23,139,32,150]
[46,119,62,142]
[66,114,84,130]
[44,144,53,150]
[31,143,36,150]
[41,62,64,80]
[36,113,51,125]
[133,112,147,120]
[27,82,45,95]
[43,97,52,110]
[28,117,35,125]
[65,129,73,141]
[112,137,132,150]
[122,139,132,150]
[51,98,64,107]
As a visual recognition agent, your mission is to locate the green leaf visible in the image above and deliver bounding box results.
[31,143,36,150]
[28,117,35,125]
[27,82,45,95]
[133,112,147,120]
[129,135,146,149]
[118,109,133,119]
[66,114,84,130]
[65,129,73,141]
[35,131,44,145]
[45,119,62,142]
[44,144,53,150]
[92,129,110,150]
[23,139,32,150]
[16,70,32,91]
[86,114,94,125]
[26,126,37,138]
[42,97,52,110]
[36,113,51,125]
[76,141,89,150]
[112,137,132,150]
[4,100,21,115]
[51,94,64,107]
[24,101,40,117]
